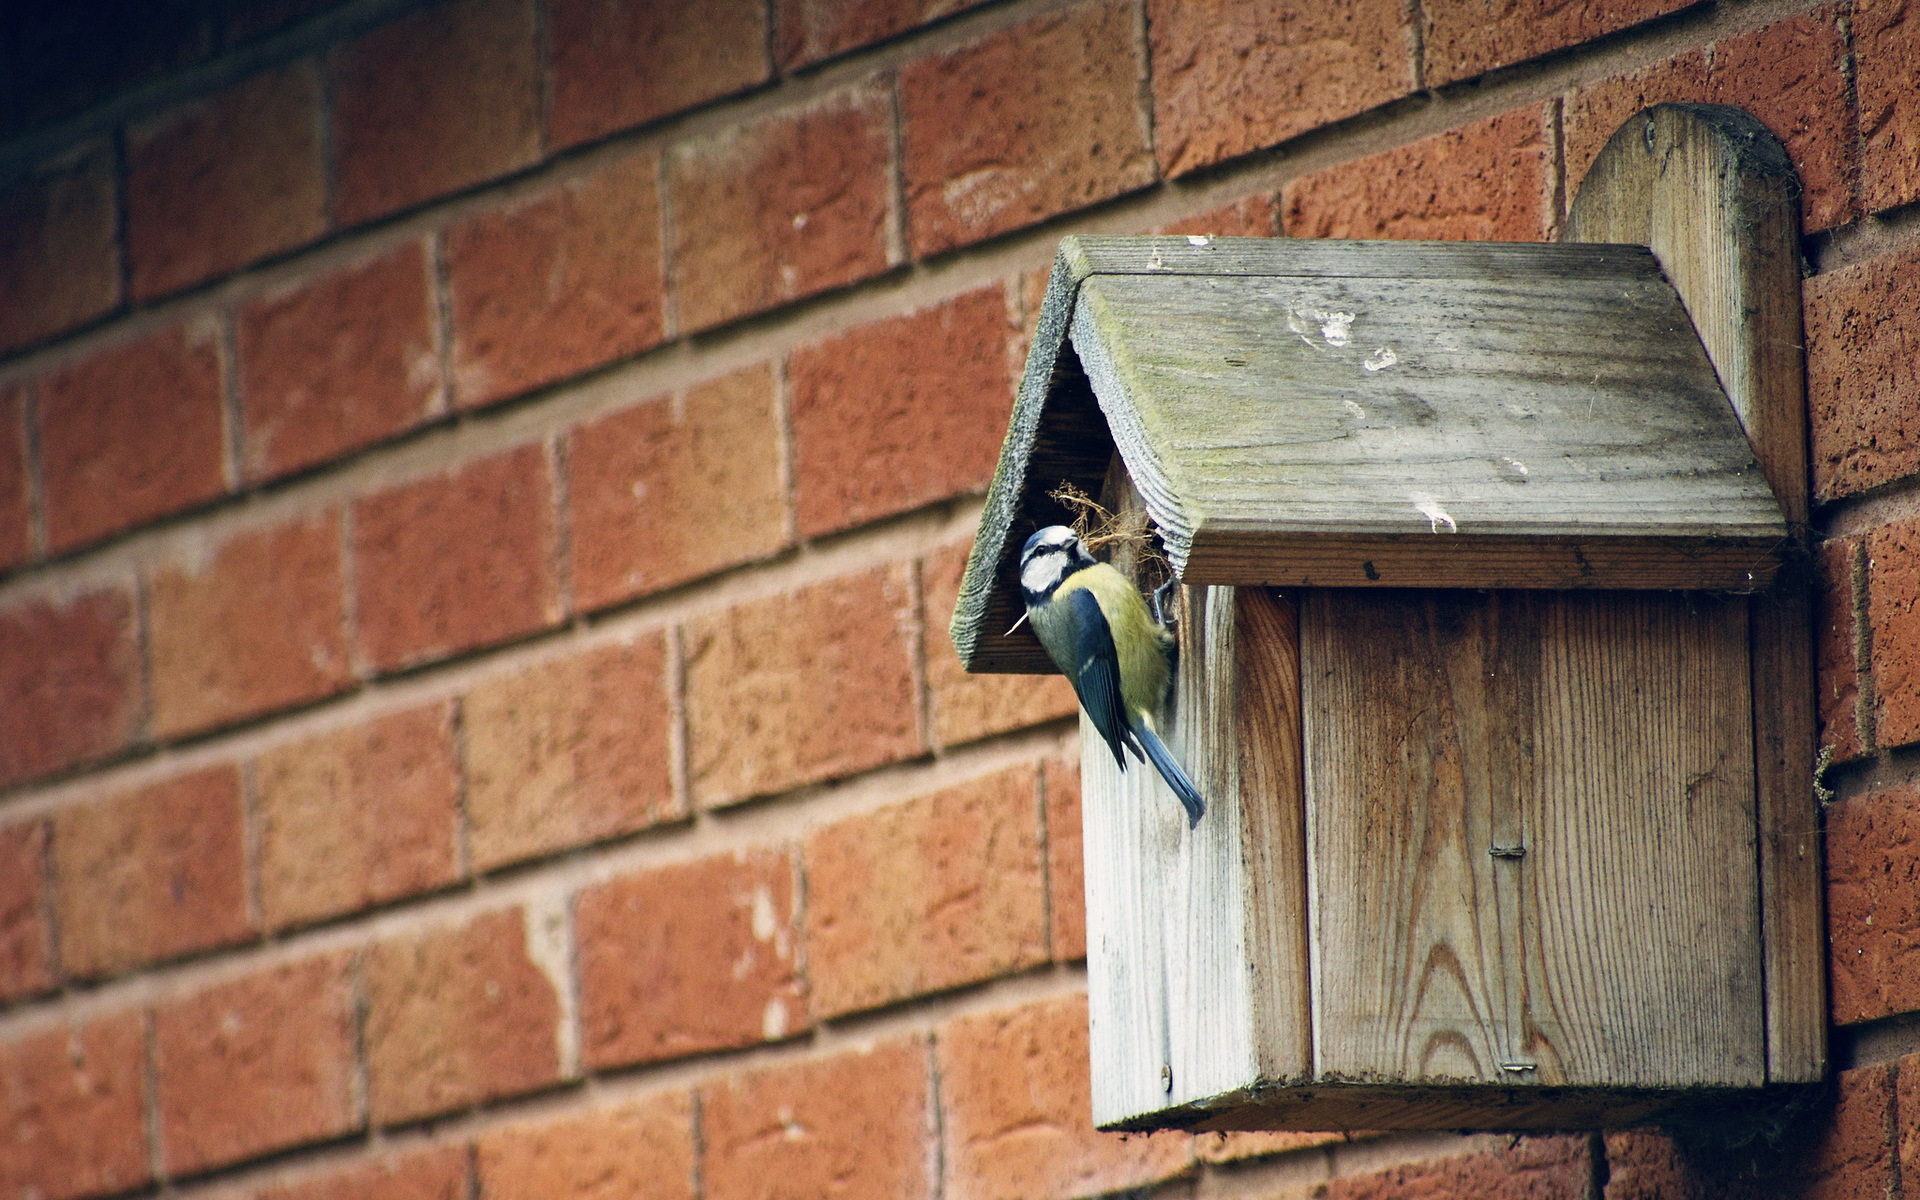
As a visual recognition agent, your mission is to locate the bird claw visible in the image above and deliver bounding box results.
[1151,575,1179,629]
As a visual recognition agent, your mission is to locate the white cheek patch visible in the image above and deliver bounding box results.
[1022,553,1064,595]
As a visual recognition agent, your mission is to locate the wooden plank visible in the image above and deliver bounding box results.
[1059,235,1657,282]
[1066,260,1786,591]
[1303,590,1764,1090]
[1132,1084,1693,1133]
[1566,102,1824,1083]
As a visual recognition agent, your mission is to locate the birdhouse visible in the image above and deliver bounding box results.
[949,105,1824,1132]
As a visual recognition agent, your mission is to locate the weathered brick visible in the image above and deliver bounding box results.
[248,1146,470,1200]
[1044,758,1086,961]
[578,848,803,1068]
[902,0,1155,256]
[53,766,251,978]
[668,83,893,332]
[1196,1130,1343,1164]
[567,364,788,610]
[1802,1065,1897,1198]
[351,444,562,672]
[124,60,326,300]
[1815,538,1866,762]
[1153,194,1282,238]
[1424,0,1695,87]
[1867,516,1920,745]
[549,0,770,147]
[0,584,141,788]
[805,765,1047,1018]
[1601,1130,1710,1200]
[938,995,1190,1200]
[1806,245,1920,501]
[0,385,31,572]
[365,907,564,1124]
[790,287,1017,537]
[685,565,921,806]
[1284,104,1555,241]
[238,240,441,482]
[148,509,354,738]
[0,141,118,354]
[1857,0,1920,214]
[255,703,461,930]
[0,821,52,1002]
[923,542,1078,749]
[1825,786,1920,1023]
[154,952,359,1174]
[463,635,679,871]
[776,0,989,67]
[1565,8,1856,232]
[1323,1136,1593,1199]
[1150,0,1414,177]
[1899,1052,1920,1189]
[330,0,540,225]
[38,321,226,552]
[0,1013,149,1200]
[447,151,665,408]
[701,1038,932,1200]
[476,1092,696,1200]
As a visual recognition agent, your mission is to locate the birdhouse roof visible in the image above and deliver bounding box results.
[951,235,1788,674]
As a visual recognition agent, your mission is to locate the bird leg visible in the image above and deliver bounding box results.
[1151,575,1180,630]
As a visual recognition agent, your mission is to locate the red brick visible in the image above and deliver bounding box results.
[0,142,119,354]
[1815,538,1866,762]
[577,849,804,1069]
[902,0,1155,257]
[52,766,251,978]
[1825,786,1920,1023]
[1565,8,1856,232]
[668,83,893,332]
[255,703,461,930]
[685,565,921,806]
[124,60,326,300]
[1150,0,1414,177]
[701,1038,932,1200]
[1899,1052,1920,1189]
[1803,1065,1897,1198]
[776,0,989,67]
[1602,1130,1712,1200]
[1867,516,1920,745]
[1858,0,1920,214]
[549,0,770,147]
[805,765,1046,1018]
[1424,0,1696,87]
[0,1013,149,1200]
[38,322,226,552]
[1196,1130,1342,1164]
[351,444,562,672]
[476,1093,696,1200]
[1807,246,1920,501]
[0,584,141,788]
[1324,1136,1593,1199]
[1044,758,1086,961]
[1153,194,1282,238]
[364,907,564,1124]
[0,385,31,572]
[923,542,1078,749]
[0,821,52,1002]
[937,995,1189,1200]
[148,509,354,738]
[1284,104,1555,241]
[154,952,359,1174]
[567,364,788,610]
[463,636,678,871]
[330,0,540,225]
[238,240,441,482]
[790,287,1017,537]
[447,151,665,408]
[249,1146,470,1200]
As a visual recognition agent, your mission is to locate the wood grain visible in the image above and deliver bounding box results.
[1567,102,1824,1084]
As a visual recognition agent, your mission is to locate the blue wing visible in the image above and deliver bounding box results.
[1066,587,1140,769]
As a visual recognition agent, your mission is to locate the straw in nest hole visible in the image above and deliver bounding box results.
[1048,481,1167,572]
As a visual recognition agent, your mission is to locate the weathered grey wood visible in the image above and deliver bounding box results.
[1066,259,1785,590]
[1058,235,1660,282]
[1304,591,1763,1090]
[1567,103,1824,1084]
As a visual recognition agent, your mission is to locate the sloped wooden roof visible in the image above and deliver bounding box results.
[951,235,1788,674]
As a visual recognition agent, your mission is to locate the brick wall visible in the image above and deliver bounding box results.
[0,1,1914,1198]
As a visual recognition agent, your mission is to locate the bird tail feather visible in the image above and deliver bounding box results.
[1136,724,1205,828]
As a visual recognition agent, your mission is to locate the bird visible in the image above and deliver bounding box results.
[1019,524,1206,827]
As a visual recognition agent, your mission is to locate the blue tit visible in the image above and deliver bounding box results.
[1019,525,1206,828]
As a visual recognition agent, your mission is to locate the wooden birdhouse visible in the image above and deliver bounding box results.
[949,105,1824,1131]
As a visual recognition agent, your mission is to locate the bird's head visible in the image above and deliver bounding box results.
[1019,525,1096,603]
